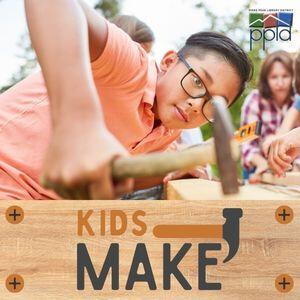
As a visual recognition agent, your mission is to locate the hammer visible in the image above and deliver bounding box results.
[42,97,239,197]
[153,208,243,263]
[113,96,240,195]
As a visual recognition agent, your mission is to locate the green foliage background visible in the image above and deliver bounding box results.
[0,0,123,93]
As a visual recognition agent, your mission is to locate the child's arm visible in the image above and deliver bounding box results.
[25,0,133,199]
[268,127,300,176]
[247,153,269,183]
[277,107,300,135]
[262,100,300,156]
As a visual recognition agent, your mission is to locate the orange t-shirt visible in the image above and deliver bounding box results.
[0,20,181,199]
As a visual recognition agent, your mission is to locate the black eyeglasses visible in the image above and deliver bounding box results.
[177,52,214,123]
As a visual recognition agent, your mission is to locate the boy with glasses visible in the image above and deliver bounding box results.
[0,1,252,199]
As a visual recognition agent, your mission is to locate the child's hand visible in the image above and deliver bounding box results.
[262,134,277,157]
[249,159,269,183]
[268,128,300,177]
[163,166,209,183]
[40,119,133,199]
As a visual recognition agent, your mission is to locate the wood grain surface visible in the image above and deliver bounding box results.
[166,179,300,200]
[0,199,299,299]
[261,172,300,186]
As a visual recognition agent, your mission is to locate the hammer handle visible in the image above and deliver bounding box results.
[112,140,239,180]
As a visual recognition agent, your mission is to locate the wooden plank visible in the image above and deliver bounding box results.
[166,179,300,201]
[261,172,300,186]
[0,200,300,299]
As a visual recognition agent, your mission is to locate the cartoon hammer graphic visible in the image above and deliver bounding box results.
[153,208,243,263]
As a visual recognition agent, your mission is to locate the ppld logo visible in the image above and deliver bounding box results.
[249,12,293,50]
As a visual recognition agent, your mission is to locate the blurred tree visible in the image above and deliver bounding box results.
[94,0,122,19]
[196,1,252,49]
[1,0,122,93]
[0,33,37,93]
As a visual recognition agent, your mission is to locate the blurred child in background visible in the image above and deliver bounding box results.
[265,52,300,138]
[241,50,295,181]
[266,52,300,175]
[112,15,155,53]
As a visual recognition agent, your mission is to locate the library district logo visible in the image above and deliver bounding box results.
[249,10,293,50]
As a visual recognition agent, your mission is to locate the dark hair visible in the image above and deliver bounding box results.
[295,52,300,94]
[258,50,294,100]
[178,31,253,102]
[112,15,154,44]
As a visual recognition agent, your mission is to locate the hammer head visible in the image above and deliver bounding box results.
[222,208,243,263]
[212,96,239,195]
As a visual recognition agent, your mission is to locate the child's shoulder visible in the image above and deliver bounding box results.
[243,89,262,106]
[91,19,150,86]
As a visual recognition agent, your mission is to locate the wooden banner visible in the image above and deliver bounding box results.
[0,198,299,299]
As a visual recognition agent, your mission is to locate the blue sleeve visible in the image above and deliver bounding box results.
[293,94,300,111]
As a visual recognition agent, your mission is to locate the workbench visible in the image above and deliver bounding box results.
[166,178,300,200]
